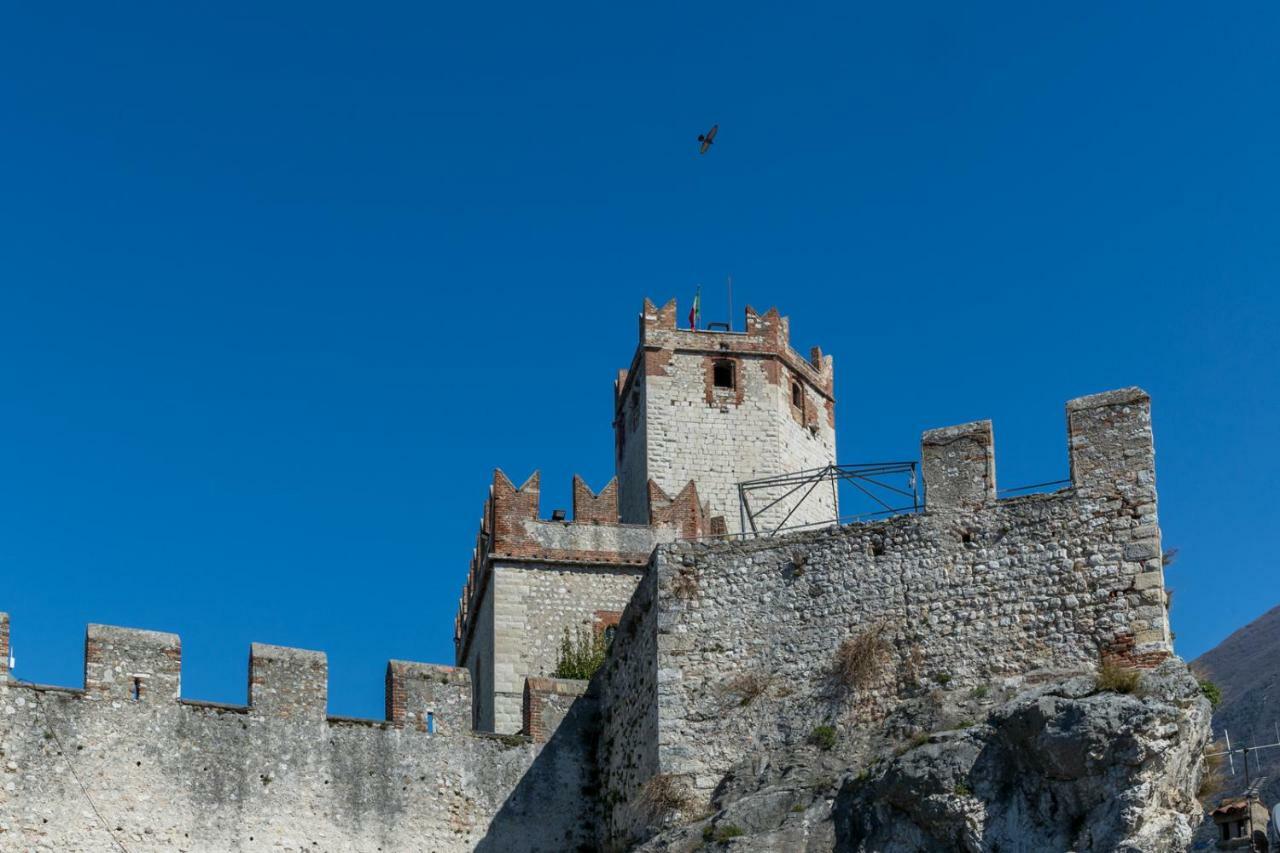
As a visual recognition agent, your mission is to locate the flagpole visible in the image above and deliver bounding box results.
[727,275,733,332]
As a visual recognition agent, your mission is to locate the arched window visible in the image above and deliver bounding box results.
[713,359,735,390]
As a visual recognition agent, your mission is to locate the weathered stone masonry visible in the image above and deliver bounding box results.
[0,618,598,852]
[614,299,837,534]
[0,298,1178,852]
[595,387,1172,843]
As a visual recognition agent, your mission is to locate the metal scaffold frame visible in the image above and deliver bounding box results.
[737,462,921,538]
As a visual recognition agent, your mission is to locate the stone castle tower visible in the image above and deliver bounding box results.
[454,298,836,732]
[614,299,837,533]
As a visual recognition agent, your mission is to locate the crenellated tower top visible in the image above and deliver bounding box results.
[613,298,837,533]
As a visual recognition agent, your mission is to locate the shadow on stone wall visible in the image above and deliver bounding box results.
[476,685,602,853]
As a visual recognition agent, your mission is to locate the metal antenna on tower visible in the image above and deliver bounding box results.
[1207,725,1280,780]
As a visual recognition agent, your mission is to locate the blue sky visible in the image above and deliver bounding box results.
[2,3,1277,718]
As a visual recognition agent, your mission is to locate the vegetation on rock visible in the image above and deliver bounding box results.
[833,624,890,690]
[808,725,837,751]
[1197,678,1222,709]
[1095,662,1141,694]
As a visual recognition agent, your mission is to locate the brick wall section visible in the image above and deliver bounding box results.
[702,354,746,407]
[593,609,623,638]
[522,676,589,743]
[573,475,619,523]
[0,612,9,682]
[489,469,541,555]
[647,479,709,539]
[624,388,1172,824]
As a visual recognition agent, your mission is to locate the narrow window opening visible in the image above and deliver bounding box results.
[791,382,803,409]
[426,710,436,734]
[603,625,617,647]
[713,360,735,389]
[132,677,142,701]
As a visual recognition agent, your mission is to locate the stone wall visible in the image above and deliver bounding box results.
[615,299,837,533]
[459,577,497,731]
[490,560,644,734]
[522,676,588,744]
[633,388,1170,814]
[595,564,661,846]
[0,616,597,852]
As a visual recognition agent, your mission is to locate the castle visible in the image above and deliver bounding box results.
[0,299,1173,851]
[455,298,837,732]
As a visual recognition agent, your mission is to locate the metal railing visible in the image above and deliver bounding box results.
[996,478,1072,498]
[728,465,1076,540]
[737,462,921,538]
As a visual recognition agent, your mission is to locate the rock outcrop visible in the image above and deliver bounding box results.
[638,659,1210,852]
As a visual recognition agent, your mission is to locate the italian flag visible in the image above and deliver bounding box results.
[689,286,701,330]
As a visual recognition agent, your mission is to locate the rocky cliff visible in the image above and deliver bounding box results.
[636,659,1210,852]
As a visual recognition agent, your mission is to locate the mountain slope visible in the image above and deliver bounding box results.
[1192,604,1280,830]
[1194,604,1280,711]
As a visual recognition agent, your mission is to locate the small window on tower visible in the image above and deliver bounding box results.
[791,382,803,408]
[713,360,735,390]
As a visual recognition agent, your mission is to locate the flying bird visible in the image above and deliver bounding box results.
[697,124,718,154]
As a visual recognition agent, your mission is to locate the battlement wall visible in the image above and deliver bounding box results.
[9,617,478,733]
[0,614,596,851]
[617,298,835,403]
[450,469,713,733]
[522,676,589,744]
[455,470,656,655]
[606,388,1171,841]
